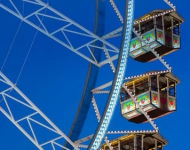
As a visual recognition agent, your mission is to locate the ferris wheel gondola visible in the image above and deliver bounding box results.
[120,71,180,123]
[101,131,167,150]
[130,10,184,62]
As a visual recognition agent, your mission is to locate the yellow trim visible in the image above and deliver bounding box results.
[125,76,148,87]
[101,134,134,148]
[141,14,151,20]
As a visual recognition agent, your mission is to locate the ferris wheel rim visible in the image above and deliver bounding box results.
[88,0,135,149]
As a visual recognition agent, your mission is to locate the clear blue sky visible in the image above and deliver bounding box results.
[0,0,189,149]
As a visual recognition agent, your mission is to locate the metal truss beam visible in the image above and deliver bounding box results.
[0,71,78,150]
[0,0,121,67]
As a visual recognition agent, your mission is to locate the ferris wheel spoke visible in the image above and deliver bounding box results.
[0,72,79,150]
[0,107,44,150]
[0,0,120,68]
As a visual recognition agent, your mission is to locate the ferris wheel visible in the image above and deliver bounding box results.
[0,0,184,150]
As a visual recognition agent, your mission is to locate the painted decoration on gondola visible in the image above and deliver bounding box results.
[152,92,159,107]
[130,38,141,52]
[168,96,176,110]
[137,93,150,106]
[121,99,135,114]
[173,35,180,48]
[142,30,155,46]
[156,29,164,45]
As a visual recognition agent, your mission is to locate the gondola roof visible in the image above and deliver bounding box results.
[101,131,168,148]
[134,9,184,24]
[124,71,180,87]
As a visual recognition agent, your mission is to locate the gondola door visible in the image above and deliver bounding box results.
[159,75,168,110]
[164,15,172,47]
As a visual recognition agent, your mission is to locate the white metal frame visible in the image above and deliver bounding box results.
[0,71,78,150]
[0,0,121,68]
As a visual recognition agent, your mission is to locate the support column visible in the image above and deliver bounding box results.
[134,134,137,150]
[157,75,160,108]
[171,16,174,47]
[154,16,156,29]
[138,22,141,33]
[162,15,165,45]
[166,77,169,110]
[141,135,144,150]
[118,139,120,150]
[155,139,157,150]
